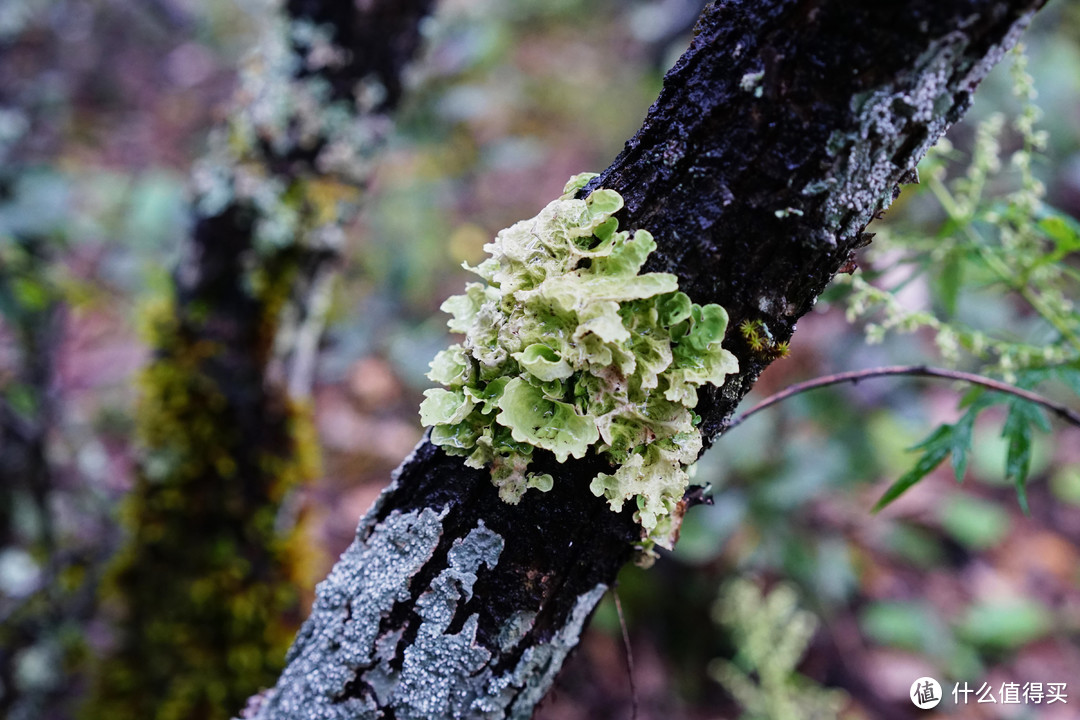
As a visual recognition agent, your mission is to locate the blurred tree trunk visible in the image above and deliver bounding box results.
[0,237,65,720]
[84,2,435,719]
[248,1,1046,719]
[1,18,86,717]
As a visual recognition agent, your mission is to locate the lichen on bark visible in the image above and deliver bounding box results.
[421,174,738,551]
[250,2,1048,719]
[248,467,610,720]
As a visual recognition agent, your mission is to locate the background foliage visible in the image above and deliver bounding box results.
[1,0,1078,718]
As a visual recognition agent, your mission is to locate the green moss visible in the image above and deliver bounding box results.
[421,174,739,550]
[84,7,389,717]
[84,295,318,720]
[739,318,791,359]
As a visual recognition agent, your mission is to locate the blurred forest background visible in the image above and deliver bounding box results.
[1,0,1079,718]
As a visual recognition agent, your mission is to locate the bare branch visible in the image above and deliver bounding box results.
[723,364,1080,432]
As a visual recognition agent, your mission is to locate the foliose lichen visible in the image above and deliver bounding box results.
[421,173,738,548]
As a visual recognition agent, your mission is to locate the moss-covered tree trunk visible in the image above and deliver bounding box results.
[249,1,1045,718]
[86,2,435,719]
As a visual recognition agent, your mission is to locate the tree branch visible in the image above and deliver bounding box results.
[252,2,1049,718]
[724,364,1080,432]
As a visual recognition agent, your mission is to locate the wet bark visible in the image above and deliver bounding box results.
[250,1,1046,719]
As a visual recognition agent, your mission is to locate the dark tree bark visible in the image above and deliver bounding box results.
[250,1,1046,718]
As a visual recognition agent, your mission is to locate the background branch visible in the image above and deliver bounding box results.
[724,364,1080,432]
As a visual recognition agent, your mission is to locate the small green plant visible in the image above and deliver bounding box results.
[739,318,791,359]
[842,48,1080,510]
[709,579,849,720]
[421,173,739,550]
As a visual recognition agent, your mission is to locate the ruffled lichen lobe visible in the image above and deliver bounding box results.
[422,174,738,548]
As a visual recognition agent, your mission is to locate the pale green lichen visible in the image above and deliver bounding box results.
[421,173,738,548]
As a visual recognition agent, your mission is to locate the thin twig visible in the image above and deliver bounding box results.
[723,364,1080,432]
[613,589,639,720]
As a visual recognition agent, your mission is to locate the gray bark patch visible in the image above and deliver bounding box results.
[250,503,608,720]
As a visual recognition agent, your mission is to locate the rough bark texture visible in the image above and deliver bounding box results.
[591,0,1045,443]
[252,1,1046,718]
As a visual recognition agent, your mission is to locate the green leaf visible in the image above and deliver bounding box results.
[872,425,952,512]
[957,385,987,410]
[1001,399,1048,514]
[934,216,962,240]
[1014,367,1053,393]
[957,600,1051,651]
[1037,209,1080,257]
[939,494,1010,550]
[937,251,963,316]
[949,410,975,482]
[859,601,939,652]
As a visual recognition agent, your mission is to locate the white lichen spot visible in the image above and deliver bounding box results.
[740,69,765,93]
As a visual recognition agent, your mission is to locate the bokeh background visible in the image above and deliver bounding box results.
[1,0,1079,718]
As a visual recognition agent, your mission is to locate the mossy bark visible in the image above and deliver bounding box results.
[250,1,1046,719]
[84,2,434,719]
